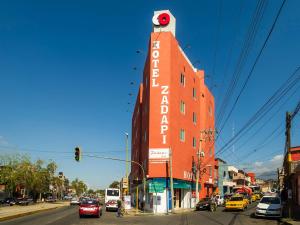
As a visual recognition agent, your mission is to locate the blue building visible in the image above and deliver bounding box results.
[216,158,238,197]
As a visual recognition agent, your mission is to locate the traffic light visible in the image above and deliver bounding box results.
[75,147,81,162]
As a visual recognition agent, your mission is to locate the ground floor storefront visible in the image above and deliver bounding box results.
[130,178,215,214]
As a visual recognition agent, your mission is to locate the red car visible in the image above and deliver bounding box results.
[79,199,102,218]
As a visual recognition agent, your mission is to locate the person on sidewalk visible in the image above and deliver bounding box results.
[116,199,123,217]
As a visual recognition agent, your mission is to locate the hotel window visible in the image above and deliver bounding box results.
[193,112,197,124]
[209,166,212,177]
[180,100,185,114]
[192,137,196,148]
[180,129,185,142]
[209,148,212,156]
[180,73,185,86]
[192,88,196,99]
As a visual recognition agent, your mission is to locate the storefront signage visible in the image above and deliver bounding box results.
[149,148,169,159]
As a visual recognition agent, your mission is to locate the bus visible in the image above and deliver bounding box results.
[105,188,120,211]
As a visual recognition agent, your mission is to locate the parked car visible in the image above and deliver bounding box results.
[225,195,248,211]
[63,195,72,200]
[70,197,80,205]
[255,196,282,218]
[3,197,17,206]
[45,196,57,203]
[16,197,33,206]
[105,200,118,211]
[196,197,217,211]
[79,199,102,218]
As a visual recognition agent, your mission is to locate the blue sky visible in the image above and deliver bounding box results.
[0,0,299,189]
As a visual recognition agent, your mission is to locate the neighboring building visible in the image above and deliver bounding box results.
[215,159,238,196]
[283,146,300,206]
[130,10,216,213]
[247,172,256,185]
[233,170,250,187]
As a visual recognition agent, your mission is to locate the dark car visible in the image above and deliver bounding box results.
[196,197,217,211]
[16,197,33,206]
[79,199,102,218]
[3,197,17,206]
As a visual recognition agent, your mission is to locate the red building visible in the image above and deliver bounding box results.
[247,172,256,184]
[130,10,216,213]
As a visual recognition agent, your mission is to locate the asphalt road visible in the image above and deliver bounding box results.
[0,203,284,225]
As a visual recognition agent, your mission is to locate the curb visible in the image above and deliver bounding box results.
[0,205,66,222]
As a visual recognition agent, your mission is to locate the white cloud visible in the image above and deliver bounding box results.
[270,154,283,162]
[249,154,283,175]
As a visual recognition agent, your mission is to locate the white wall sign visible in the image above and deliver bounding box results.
[149,148,170,159]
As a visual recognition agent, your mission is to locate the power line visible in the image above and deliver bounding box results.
[217,0,287,136]
[217,66,300,156]
[216,0,268,128]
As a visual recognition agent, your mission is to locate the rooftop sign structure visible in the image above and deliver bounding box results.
[152,10,176,37]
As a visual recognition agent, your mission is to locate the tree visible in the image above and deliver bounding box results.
[71,178,87,196]
[109,181,120,189]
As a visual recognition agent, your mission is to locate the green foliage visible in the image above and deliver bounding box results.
[0,154,60,201]
[109,181,120,189]
[71,178,87,196]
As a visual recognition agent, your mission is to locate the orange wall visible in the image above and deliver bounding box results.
[131,32,216,194]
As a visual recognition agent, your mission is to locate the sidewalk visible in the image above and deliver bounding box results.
[124,207,194,217]
[0,201,70,221]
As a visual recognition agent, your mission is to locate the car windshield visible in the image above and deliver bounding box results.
[200,198,210,202]
[230,197,243,201]
[260,197,280,204]
[107,190,119,196]
[81,199,98,205]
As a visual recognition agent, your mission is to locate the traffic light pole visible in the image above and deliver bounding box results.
[83,154,146,212]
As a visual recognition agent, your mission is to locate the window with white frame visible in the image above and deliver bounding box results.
[193,88,196,99]
[193,112,197,124]
[180,100,185,114]
[180,129,185,142]
[180,73,185,86]
[192,137,196,148]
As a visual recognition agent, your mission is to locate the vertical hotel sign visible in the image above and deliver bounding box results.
[149,18,170,162]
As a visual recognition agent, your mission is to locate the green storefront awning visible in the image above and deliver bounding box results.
[148,178,197,193]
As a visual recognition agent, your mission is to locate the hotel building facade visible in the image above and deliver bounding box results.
[130,10,216,213]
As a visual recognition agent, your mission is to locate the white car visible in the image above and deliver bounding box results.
[255,196,282,218]
[70,197,80,205]
[215,195,224,206]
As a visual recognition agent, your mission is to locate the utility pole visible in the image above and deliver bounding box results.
[196,133,203,203]
[125,132,129,178]
[125,132,129,195]
[169,148,174,212]
[136,177,139,213]
[286,112,292,218]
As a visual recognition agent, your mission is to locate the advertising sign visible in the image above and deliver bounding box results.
[149,148,169,159]
[124,195,131,210]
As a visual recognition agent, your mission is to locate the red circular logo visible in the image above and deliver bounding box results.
[158,13,170,26]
